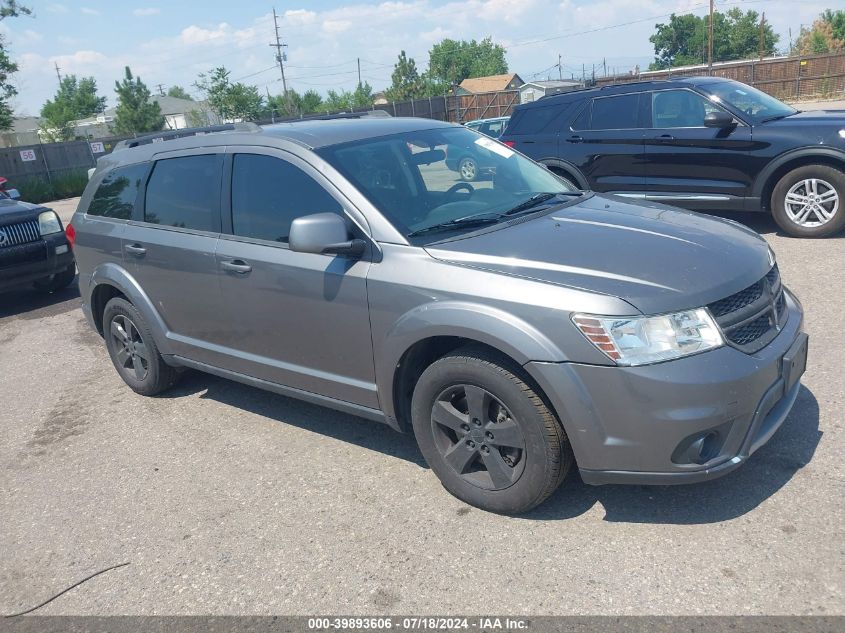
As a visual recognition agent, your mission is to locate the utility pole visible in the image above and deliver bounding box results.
[558,53,562,80]
[759,12,766,60]
[269,7,289,100]
[707,0,714,75]
[602,57,607,78]
[54,61,62,85]
[155,84,165,96]
[357,57,362,87]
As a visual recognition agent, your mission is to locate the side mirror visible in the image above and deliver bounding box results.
[704,111,736,128]
[289,212,366,257]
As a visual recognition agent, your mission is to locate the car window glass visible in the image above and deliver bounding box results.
[514,106,559,133]
[651,90,720,128]
[87,163,148,219]
[571,102,590,130]
[590,94,639,129]
[231,154,343,243]
[144,155,221,231]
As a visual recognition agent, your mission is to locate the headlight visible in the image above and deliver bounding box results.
[38,210,62,235]
[573,308,724,366]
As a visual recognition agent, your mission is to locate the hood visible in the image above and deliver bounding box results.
[0,199,44,223]
[765,110,845,127]
[425,194,772,315]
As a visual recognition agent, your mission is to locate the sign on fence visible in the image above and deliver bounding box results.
[90,142,105,154]
[19,149,36,162]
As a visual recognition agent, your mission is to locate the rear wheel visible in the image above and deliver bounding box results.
[549,169,579,191]
[103,297,178,396]
[411,346,572,514]
[33,263,75,292]
[458,157,478,182]
[771,165,845,237]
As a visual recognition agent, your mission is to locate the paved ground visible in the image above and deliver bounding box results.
[1,200,843,616]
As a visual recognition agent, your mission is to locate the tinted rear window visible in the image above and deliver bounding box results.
[590,94,640,129]
[509,106,561,134]
[87,163,148,219]
[144,154,222,231]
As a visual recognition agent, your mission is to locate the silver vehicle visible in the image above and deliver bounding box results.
[70,117,808,514]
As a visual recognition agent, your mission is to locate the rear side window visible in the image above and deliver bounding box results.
[590,94,640,130]
[510,106,560,134]
[87,163,148,219]
[231,154,343,243]
[144,154,222,231]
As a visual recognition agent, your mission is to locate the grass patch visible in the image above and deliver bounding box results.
[16,169,89,204]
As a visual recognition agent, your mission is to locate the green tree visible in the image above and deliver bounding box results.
[195,67,264,121]
[300,89,323,114]
[166,85,193,100]
[0,1,31,131]
[386,50,422,101]
[428,38,508,87]
[795,10,845,55]
[39,75,106,141]
[112,66,165,135]
[323,82,373,112]
[650,9,778,70]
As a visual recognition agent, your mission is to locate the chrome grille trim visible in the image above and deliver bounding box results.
[0,219,41,247]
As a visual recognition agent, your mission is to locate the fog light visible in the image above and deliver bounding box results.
[672,422,733,465]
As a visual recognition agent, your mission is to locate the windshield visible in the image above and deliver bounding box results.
[317,126,578,242]
[701,80,797,124]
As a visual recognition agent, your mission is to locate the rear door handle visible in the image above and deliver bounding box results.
[125,243,146,256]
[567,135,584,143]
[221,259,252,274]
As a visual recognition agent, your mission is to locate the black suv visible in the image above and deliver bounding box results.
[500,77,845,237]
[0,199,75,294]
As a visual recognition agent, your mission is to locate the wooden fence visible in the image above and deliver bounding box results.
[596,51,845,101]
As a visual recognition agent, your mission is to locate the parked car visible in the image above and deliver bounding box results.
[0,198,76,293]
[71,119,807,514]
[464,116,510,138]
[500,77,845,237]
[0,176,21,200]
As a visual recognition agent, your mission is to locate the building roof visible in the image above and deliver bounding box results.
[521,79,583,89]
[459,73,523,93]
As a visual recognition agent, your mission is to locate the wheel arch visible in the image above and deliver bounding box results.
[754,147,845,210]
[90,263,172,352]
[378,302,567,431]
[540,158,589,189]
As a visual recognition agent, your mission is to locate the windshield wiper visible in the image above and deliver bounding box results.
[500,191,582,217]
[760,112,797,123]
[407,215,501,237]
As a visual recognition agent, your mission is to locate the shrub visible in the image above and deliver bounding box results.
[16,169,89,204]
[52,170,89,200]
[16,177,55,204]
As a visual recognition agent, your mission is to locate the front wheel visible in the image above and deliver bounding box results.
[411,347,572,514]
[771,165,845,237]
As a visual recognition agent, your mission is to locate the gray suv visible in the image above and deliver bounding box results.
[70,117,808,514]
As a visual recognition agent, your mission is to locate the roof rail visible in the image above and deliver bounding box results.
[290,109,392,122]
[114,122,261,150]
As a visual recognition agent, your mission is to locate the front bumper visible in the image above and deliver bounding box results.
[0,233,74,291]
[527,289,806,485]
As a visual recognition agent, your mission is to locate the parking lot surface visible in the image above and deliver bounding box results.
[1,199,843,615]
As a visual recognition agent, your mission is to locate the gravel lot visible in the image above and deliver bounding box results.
[0,198,843,616]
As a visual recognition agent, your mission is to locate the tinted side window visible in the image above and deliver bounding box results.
[590,94,640,130]
[231,154,343,243]
[571,101,591,130]
[513,106,560,134]
[87,163,148,219]
[651,89,721,128]
[144,154,222,231]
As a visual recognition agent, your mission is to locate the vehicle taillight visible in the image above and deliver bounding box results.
[502,140,515,148]
[65,222,76,248]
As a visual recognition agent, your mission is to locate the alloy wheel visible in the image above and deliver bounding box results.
[110,315,150,381]
[430,384,526,490]
[784,178,839,228]
[460,159,477,181]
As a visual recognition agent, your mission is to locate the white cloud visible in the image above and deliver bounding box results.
[133,8,161,17]
[47,3,68,13]
[80,7,100,16]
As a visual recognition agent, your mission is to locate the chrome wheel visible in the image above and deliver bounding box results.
[459,158,477,181]
[784,178,839,228]
[430,384,526,491]
[109,315,149,381]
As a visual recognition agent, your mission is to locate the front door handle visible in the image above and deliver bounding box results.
[654,134,675,141]
[125,243,146,256]
[221,259,252,274]
[567,135,584,143]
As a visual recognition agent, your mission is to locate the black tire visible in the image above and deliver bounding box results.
[771,165,845,238]
[458,157,478,182]
[33,263,76,292]
[411,346,572,514]
[103,297,179,396]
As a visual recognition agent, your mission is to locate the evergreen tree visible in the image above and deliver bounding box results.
[113,66,165,135]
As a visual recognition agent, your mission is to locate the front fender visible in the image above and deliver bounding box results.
[375,300,567,420]
[753,146,845,198]
[91,262,172,354]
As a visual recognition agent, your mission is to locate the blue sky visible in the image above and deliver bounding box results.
[3,0,833,115]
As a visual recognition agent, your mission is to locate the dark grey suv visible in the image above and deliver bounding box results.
[70,117,808,514]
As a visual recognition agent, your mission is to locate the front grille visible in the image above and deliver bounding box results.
[707,265,787,354]
[0,219,41,248]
